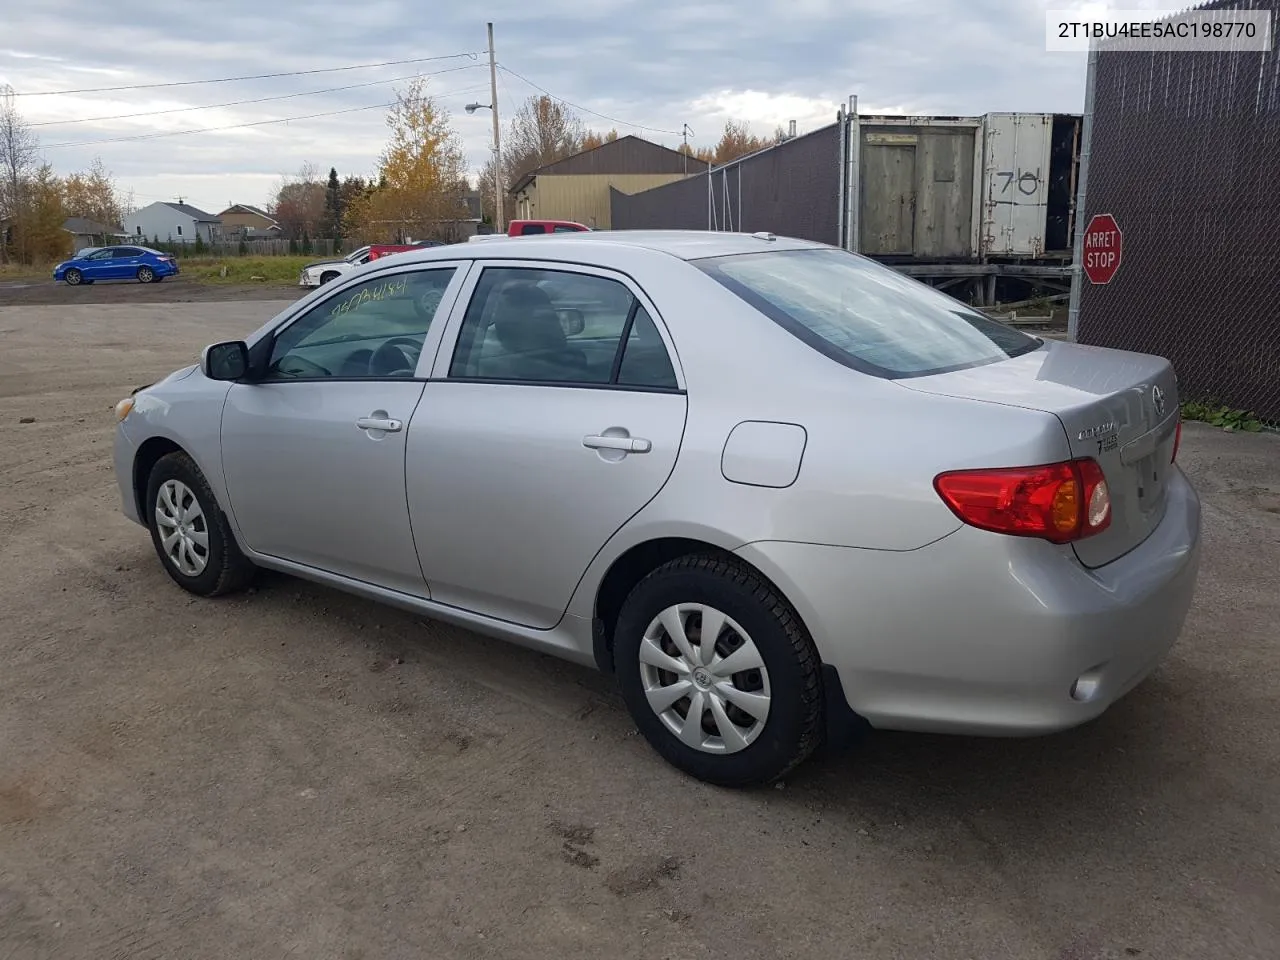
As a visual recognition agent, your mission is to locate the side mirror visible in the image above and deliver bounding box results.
[557,308,585,336]
[202,340,250,381]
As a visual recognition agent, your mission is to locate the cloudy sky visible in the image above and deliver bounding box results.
[1,0,1141,215]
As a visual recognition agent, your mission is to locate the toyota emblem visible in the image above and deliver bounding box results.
[1152,385,1166,416]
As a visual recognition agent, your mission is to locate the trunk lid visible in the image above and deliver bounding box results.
[899,340,1180,568]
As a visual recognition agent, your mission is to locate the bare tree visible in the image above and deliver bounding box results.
[271,162,326,240]
[503,95,584,185]
[0,85,41,263]
[477,95,590,228]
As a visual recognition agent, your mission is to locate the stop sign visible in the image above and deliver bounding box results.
[1082,213,1123,285]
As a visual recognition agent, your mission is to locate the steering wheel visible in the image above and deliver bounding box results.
[413,287,445,321]
[272,354,331,378]
[367,337,423,377]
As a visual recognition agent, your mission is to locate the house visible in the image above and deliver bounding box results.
[508,135,704,229]
[217,203,282,239]
[122,201,222,245]
[63,217,128,253]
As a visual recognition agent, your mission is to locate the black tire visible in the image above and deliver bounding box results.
[614,555,824,787]
[65,268,83,286]
[320,271,340,285]
[137,266,155,283]
[145,451,256,597]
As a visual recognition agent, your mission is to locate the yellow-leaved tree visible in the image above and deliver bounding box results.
[347,78,469,243]
[63,157,125,230]
[10,164,69,262]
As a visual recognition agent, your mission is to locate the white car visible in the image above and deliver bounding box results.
[298,246,373,288]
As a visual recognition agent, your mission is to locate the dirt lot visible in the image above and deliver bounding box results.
[0,276,304,306]
[1,299,1278,960]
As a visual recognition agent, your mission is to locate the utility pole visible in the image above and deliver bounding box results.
[681,123,694,175]
[487,22,504,233]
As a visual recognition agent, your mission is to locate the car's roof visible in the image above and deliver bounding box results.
[394,230,827,267]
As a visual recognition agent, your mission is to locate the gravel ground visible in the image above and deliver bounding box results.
[1,300,1278,960]
[0,277,304,306]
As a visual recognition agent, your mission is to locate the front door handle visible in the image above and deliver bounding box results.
[584,434,651,454]
[356,416,403,432]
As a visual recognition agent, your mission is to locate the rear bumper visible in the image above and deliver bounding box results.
[735,468,1201,736]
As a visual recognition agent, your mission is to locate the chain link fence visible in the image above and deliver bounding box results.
[1074,0,1280,425]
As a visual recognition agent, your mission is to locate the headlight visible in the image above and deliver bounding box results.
[114,397,135,422]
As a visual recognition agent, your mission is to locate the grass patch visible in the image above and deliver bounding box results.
[181,256,315,284]
[0,262,54,281]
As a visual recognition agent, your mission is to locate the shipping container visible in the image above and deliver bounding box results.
[852,118,981,260]
[979,113,1082,258]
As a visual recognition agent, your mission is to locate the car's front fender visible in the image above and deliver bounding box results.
[119,370,238,540]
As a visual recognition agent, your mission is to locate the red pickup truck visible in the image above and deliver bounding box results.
[368,240,443,260]
[506,219,590,236]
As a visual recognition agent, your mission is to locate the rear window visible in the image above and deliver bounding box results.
[696,248,1041,379]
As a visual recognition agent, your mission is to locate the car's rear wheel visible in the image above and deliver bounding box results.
[614,555,824,787]
[145,451,255,597]
[137,266,155,283]
[320,271,340,285]
[65,268,83,286]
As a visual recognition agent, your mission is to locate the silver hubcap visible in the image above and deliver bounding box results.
[155,479,209,576]
[638,603,771,754]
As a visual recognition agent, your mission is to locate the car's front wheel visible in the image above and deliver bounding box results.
[137,266,155,283]
[320,271,340,285]
[145,451,255,596]
[64,268,83,286]
[614,555,825,787]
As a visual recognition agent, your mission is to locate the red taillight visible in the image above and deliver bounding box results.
[934,458,1112,544]
[1171,417,1182,463]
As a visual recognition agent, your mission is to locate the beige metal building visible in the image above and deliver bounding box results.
[510,136,703,229]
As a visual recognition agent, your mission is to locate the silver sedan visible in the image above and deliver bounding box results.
[112,231,1201,786]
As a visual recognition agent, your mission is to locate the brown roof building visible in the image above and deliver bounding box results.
[510,135,705,229]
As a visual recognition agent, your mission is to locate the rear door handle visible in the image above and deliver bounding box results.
[584,434,651,454]
[356,416,403,432]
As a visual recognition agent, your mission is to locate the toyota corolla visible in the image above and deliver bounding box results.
[112,231,1200,786]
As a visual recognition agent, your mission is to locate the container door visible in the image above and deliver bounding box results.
[981,113,1053,258]
[860,141,916,256]
[914,131,976,259]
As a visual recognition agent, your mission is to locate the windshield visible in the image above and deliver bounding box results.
[696,248,1042,379]
[345,246,371,264]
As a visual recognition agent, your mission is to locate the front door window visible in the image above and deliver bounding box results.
[266,268,457,380]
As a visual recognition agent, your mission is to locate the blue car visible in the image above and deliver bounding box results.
[54,245,179,286]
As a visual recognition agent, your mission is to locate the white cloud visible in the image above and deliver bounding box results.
[1,0,1091,213]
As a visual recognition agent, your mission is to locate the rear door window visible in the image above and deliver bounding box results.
[696,248,1042,379]
[519,224,547,235]
[448,266,678,389]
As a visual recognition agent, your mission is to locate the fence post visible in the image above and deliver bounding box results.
[1067,45,1099,343]
[836,106,847,249]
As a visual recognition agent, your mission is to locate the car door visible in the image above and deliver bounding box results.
[407,261,688,628]
[80,248,115,279]
[219,263,469,596]
[109,247,141,279]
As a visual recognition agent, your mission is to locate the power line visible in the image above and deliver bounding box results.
[12,52,483,97]
[496,64,680,136]
[30,63,483,127]
[41,85,493,149]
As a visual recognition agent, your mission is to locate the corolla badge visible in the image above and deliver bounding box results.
[1077,422,1117,441]
[1152,384,1166,416]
